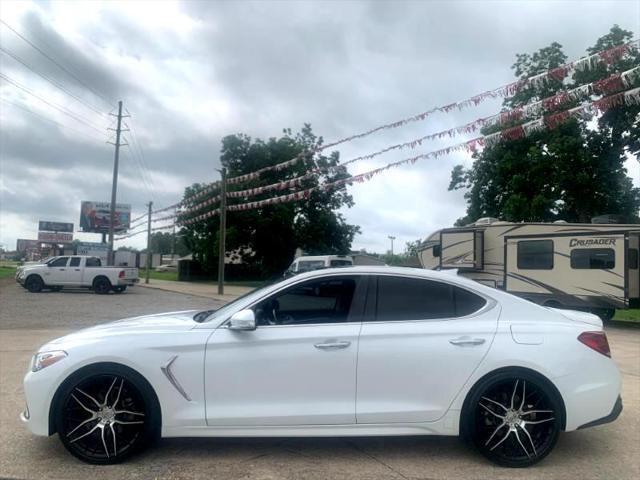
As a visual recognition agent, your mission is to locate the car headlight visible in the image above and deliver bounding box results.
[31,351,67,372]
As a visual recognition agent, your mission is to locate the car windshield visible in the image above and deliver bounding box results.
[200,283,274,323]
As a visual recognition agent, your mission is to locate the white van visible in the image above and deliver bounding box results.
[286,255,353,276]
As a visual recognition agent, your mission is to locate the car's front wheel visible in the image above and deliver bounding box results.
[463,371,562,467]
[25,275,44,293]
[55,365,159,464]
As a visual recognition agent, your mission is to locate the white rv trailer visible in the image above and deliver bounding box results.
[418,218,640,319]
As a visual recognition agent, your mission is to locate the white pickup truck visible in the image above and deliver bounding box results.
[16,256,138,294]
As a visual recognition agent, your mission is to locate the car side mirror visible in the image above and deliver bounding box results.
[228,309,256,331]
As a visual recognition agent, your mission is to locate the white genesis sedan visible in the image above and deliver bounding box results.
[21,267,621,467]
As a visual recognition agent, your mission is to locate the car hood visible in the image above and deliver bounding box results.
[42,310,200,350]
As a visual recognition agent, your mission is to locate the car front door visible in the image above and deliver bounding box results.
[356,274,499,424]
[44,257,70,285]
[205,274,366,426]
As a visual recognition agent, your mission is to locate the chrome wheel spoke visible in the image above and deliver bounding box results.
[109,423,117,457]
[484,421,506,447]
[71,393,97,415]
[69,423,100,444]
[519,381,526,411]
[489,426,512,451]
[99,424,110,458]
[510,379,519,409]
[521,409,554,416]
[113,420,144,425]
[518,424,537,457]
[513,426,531,458]
[479,402,505,419]
[114,409,145,417]
[524,417,555,425]
[104,377,118,407]
[66,415,98,437]
[112,379,124,409]
[481,396,508,411]
[76,388,101,409]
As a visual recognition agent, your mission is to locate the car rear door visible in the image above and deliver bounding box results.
[356,274,499,424]
[64,257,84,285]
[205,274,366,426]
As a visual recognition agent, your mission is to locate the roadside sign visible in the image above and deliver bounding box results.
[37,231,73,243]
[38,221,74,233]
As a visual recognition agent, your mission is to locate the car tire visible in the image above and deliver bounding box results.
[113,286,127,293]
[54,363,161,465]
[93,277,112,295]
[25,275,44,293]
[462,369,563,468]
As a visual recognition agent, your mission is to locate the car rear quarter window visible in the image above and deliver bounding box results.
[374,276,486,321]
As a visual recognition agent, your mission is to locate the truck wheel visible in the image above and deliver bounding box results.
[113,286,127,294]
[25,275,44,293]
[93,277,112,295]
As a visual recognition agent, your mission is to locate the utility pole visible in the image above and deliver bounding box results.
[388,235,396,256]
[217,168,227,295]
[107,100,128,265]
[145,201,152,284]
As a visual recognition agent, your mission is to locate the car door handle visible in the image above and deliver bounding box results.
[314,341,351,350]
[449,336,486,346]
[74,269,81,271]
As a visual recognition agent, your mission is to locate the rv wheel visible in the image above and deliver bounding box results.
[593,308,615,322]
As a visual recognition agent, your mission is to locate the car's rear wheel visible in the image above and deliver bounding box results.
[55,367,158,464]
[464,371,561,467]
[25,275,44,293]
[93,277,111,294]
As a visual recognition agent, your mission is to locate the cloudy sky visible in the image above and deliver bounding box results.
[1,0,638,254]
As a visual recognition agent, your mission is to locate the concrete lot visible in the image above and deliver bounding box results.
[0,280,638,479]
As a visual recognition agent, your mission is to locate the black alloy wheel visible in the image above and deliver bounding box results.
[466,374,561,467]
[93,278,112,295]
[56,373,151,464]
[25,275,44,293]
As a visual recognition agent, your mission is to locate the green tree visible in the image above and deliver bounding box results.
[179,125,360,278]
[147,232,190,256]
[449,25,640,225]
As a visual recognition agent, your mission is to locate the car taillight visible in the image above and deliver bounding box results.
[119,270,125,279]
[578,331,611,358]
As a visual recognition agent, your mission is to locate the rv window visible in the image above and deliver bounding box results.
[570,249,615,269]
[330,259,352,267]
[374,276,486,321]
[517,240,553,270]
[629,249,639,269]
[433,244,441,257]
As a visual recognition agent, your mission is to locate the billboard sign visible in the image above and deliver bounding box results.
[17,239,40,252]
[76,242,109,264]
[38,231,73,243]
[79,201,131,233]
[39,221,74,233]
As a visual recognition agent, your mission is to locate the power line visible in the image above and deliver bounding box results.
[0,45,106,116]
[0,72,106,133]
[0,97,107,143]
[0,19,116,107]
